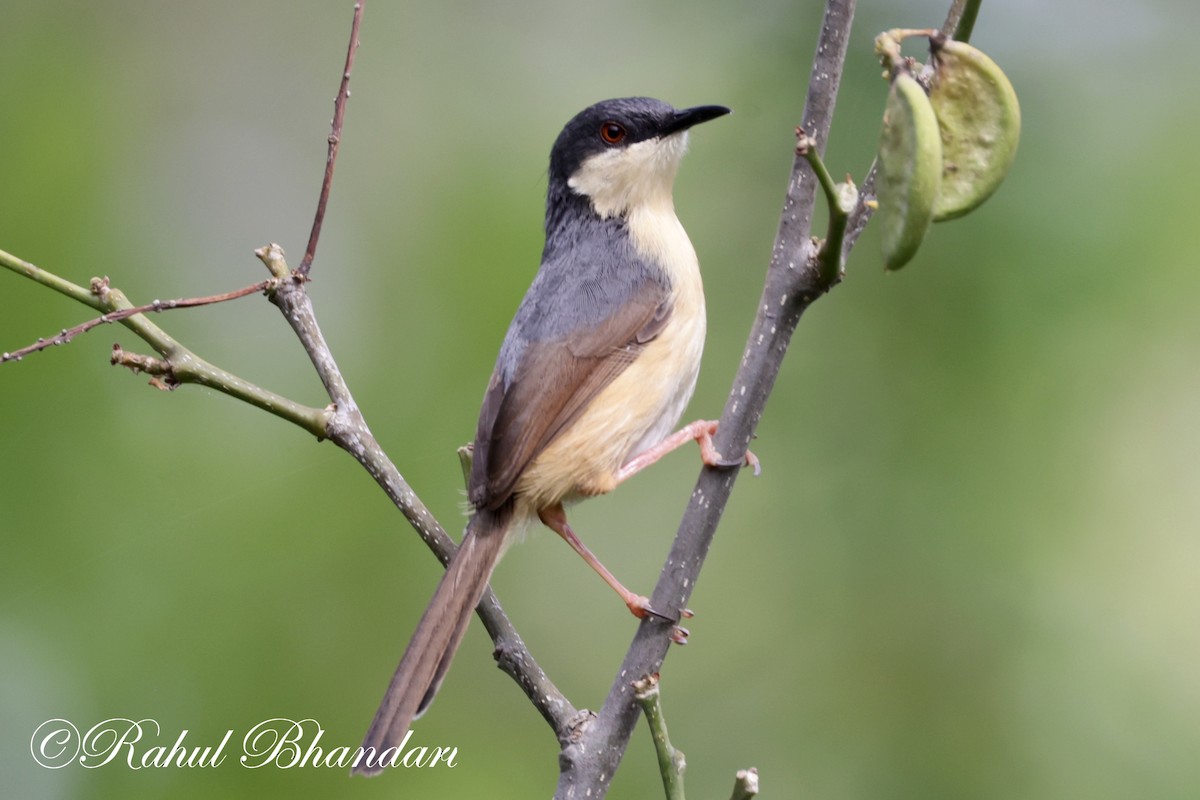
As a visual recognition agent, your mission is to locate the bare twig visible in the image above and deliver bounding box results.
[729,768,760,800]
[0,249,330,433]
[298,0,365,277]
[110,345,178,390]
[0,275,274,364]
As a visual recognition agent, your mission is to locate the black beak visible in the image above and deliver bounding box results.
[662,104,732,136]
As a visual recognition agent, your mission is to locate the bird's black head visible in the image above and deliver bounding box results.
[546,97,730,219]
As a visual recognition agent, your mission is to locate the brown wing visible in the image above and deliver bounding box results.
[470,288,671,511]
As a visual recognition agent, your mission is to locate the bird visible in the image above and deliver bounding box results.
[355,96,753,775]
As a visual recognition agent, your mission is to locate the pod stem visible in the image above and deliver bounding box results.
[943,0,982,41]
[795,129,858,284]
[633,674,687,800]
[875,27,940,75]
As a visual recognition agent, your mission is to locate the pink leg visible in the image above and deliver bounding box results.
[615,419,760,485]
[538,504,690,642]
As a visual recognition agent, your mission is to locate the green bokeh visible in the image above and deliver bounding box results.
[3,1,1198,798]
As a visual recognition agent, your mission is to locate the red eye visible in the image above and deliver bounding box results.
[599,121,627,144]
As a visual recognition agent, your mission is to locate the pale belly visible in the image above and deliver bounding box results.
[514,206,706,512]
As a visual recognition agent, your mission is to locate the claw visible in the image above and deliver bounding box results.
[696,422,761,476]
[710,449,761,475]
[630,596,676,624]
[632,598,695,642]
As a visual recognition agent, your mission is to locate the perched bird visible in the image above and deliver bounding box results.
[356,97,751,774]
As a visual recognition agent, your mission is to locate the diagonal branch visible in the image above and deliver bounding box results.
[256,247,580,737]
[554,2,858,795]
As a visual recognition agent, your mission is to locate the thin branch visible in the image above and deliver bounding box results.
[0,249,196,358]
[298,0,364,277]
[99,285,330,434]
[0,248,329,434]
[483,585,581,738]
[277,238,582,734]
[943,0,982,40]
[633,674,686,800]
[316,377,578,734]
[319,350,578,735]
[110,346,177,390]
[456,442,582,735]
[0,247,103,308]
[257,244,355,409]
[1,270,274,363]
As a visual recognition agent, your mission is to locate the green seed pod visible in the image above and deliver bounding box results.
[929,38,1021,221]
[877,70,943,271]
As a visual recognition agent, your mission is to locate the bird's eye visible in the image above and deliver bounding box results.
[599,121,627,145]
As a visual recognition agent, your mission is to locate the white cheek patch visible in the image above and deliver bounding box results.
[568,132,690,218]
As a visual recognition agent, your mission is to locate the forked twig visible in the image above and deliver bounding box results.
[0,278,275,364]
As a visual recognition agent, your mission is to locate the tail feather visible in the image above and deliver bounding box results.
[354,509,510,776]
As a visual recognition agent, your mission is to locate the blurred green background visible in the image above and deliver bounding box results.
[3,1,1198,798]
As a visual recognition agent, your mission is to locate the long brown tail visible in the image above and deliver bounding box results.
[354,508,511,776]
